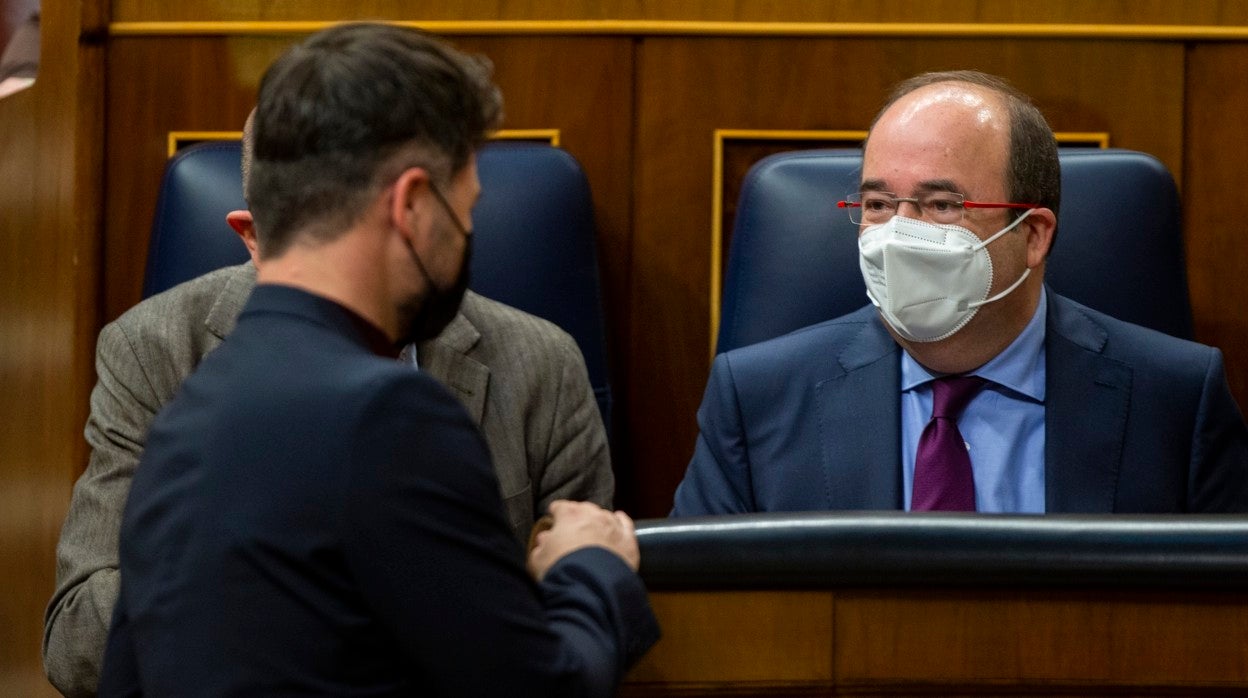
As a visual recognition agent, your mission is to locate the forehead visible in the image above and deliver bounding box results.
[862,82,1010,197]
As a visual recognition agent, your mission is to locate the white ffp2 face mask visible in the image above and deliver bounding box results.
[857,211,1032,343]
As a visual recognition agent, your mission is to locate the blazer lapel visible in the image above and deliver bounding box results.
[818,316,903,510]
[417,312,488,426]
[205,262,257,341]
[1044,293,1132,513]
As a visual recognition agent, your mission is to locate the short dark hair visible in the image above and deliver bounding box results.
[870,70,1060,233]
[240,110,254,204]
[248,23,503,257]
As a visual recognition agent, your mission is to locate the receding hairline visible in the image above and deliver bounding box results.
[868,79,1012,141]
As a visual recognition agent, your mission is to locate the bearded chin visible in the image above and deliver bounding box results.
[395,238,472,349]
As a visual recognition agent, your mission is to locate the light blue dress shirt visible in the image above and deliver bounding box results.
[399,344,420,369]
[900,290,1047,513]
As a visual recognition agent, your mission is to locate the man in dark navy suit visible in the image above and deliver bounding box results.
[673,70,1248,516]
[98,22,657,696]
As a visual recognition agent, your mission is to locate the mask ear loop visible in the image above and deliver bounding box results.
[963,208,1035,311]
[971,207,1033,251]
[962,267,1030,311]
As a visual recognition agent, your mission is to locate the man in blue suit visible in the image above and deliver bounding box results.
[673,70,1248,516]
[98,23,657,696]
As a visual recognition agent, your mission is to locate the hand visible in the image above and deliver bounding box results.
[526,500,639,581]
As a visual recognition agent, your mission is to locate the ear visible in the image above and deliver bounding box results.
[1022,207,1057,268]
[388,167,433,242]
[225,210,261,264]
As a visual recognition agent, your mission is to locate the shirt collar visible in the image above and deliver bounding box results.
[901,288,1047,402]
[247,283,401,359]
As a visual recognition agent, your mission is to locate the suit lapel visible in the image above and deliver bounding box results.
[818,316,903,509]
[417,312,488,425]
[1044,294,1132,513]
[205,263,257,341]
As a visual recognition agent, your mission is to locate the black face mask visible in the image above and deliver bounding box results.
[398,235,471,347]
[396,183,472,347]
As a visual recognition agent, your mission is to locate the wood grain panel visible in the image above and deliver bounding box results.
[621,589,1248,696]
[103,37,264,323]
[835,590,1248,685]
[626,591,834,684]
[0,0,105,694]
[109,0,1248,26]
[1183,44,1248,408]
[631,36,1183,517]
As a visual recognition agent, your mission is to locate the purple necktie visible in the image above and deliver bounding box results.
[911,375,986,512]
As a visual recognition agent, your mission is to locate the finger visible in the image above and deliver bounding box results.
[527,515,554,552]
[547,499,575,517]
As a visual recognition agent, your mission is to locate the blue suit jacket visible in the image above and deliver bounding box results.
[673,291,1248,515]
[99,285,657,697]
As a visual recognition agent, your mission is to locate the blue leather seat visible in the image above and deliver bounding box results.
[144,140,613,431]
[473,142,612,433]
[142,141,250,298]
[716,148,1193,354]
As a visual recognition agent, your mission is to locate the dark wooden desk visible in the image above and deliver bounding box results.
[622,513,1248,696]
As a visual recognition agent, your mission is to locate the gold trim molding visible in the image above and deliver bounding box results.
[110,20,1248,40]
[168,128,560,157]
[1052,132,1111,148]
[492,129,561,146]
[167,131,241,157]
[710,129,867,357]
[708,130,1110,356]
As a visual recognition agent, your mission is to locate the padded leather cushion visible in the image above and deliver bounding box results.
[636,512,1248,590]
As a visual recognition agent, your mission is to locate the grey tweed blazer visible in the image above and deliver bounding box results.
[44,262,612,697]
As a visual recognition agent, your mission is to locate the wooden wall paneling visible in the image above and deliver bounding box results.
[631,36,1184,517]
[108,0,1248,26]
[0,0,106,694]
[1183,43,1248,410]
[104,36,274,323]
[836,39,1186,177]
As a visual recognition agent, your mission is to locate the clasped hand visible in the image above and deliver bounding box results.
[526,500,640,580]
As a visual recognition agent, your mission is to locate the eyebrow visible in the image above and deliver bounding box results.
[915,179,962,195]
[856,178,965,195]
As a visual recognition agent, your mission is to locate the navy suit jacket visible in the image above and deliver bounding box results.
[673,291,1248,515]
[99,285,657,697]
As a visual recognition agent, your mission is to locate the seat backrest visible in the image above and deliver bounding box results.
[142,141,250,298]
[472,142,612,431]
[716,147,1193,354]
[143,140,613,430]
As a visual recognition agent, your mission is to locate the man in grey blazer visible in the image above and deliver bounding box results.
[45,176,613,696]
